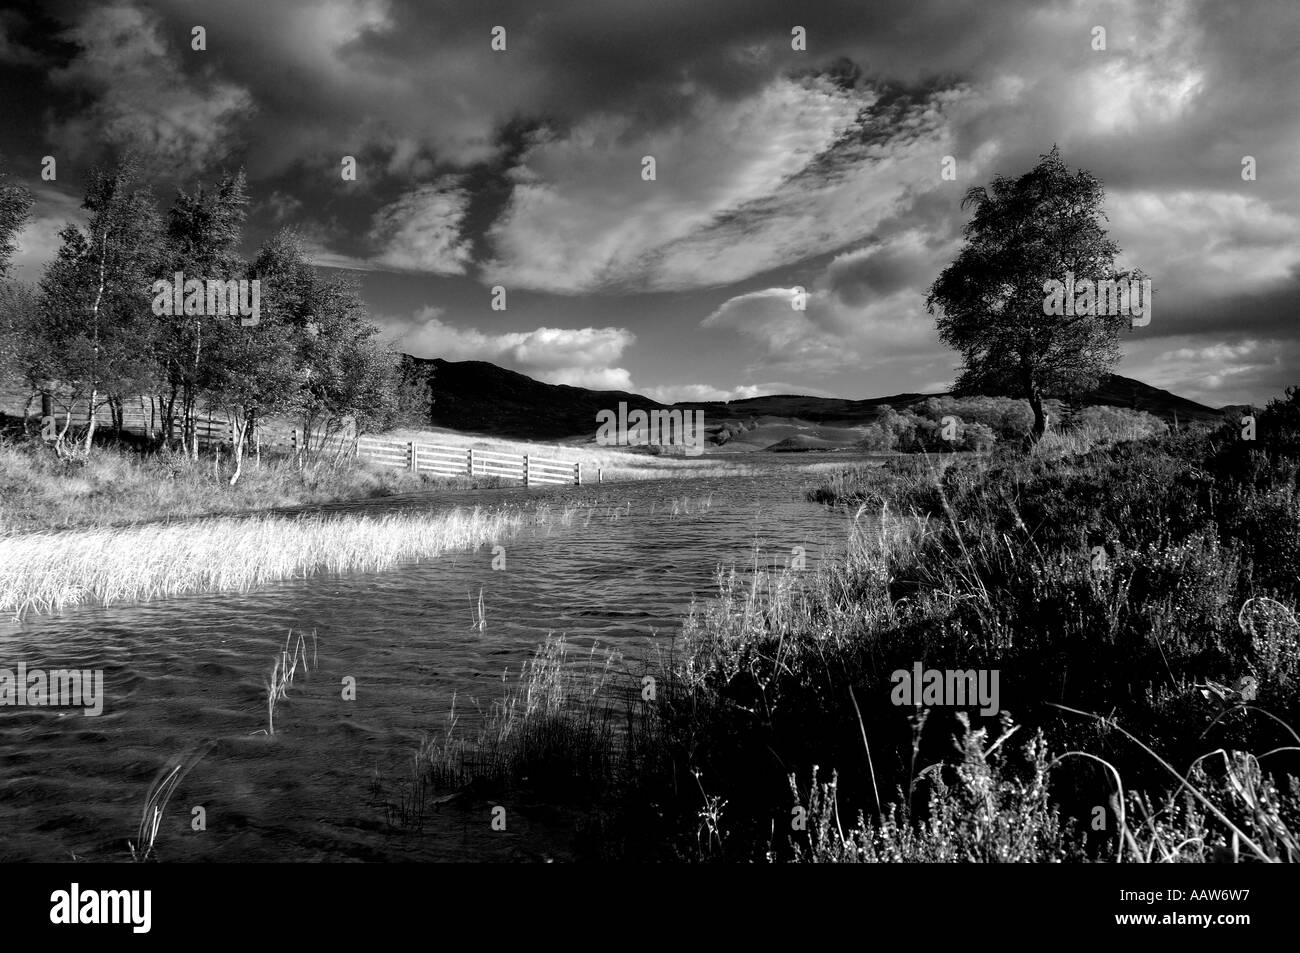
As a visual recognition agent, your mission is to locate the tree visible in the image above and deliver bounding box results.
[394,355,436,428]
[160,171,250,458]
[0,281,44,426]
[0,158,36,421]
[0,156,33,279]
[926,146,1146,442]
[293,272,398,455]
[210,229,318,484]
[38,157,163,449]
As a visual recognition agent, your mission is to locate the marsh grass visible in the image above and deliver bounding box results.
[419,636,631,792]
[374,636,680,855]
[0,503,576,616]
[257,629,317,736]
[128,744,213,862]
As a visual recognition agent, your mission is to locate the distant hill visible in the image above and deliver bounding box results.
[407,356,1228,443]
[413,357,664,440]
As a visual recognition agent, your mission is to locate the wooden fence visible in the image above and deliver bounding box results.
[54,404,236,447]
[348,434,583,486]
[42,402,586,486]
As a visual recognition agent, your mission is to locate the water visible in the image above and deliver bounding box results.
[0,453,879,862]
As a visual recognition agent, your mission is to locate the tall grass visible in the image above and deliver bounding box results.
[418,635,632,793]
[0,438,511,534]
[449,396,1300,861]
[128,744,213,862]
[0,503,576,616]
[258,629,317,736]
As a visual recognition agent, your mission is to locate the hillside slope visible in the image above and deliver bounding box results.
[410,357,1226,442]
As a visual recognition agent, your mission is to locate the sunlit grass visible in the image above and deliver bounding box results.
[0,439,510,534]
[0,502,576,616]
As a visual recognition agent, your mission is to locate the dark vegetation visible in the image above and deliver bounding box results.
[403,387,1300,861]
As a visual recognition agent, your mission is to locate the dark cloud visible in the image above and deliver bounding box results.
[1,0,1296,405]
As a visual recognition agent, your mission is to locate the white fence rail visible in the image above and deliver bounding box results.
[351,434,583,486]
[38,402,585,486]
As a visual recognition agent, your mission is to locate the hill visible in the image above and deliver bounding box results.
[408,356,1227,446]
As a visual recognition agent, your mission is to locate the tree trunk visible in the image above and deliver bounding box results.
[1028,387,1047,444]
[83,389,98,451]
[229,415,247,485]
[162,387,177,446]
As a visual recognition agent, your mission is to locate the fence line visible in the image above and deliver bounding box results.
[40,403,586,486]
[347,432,583,486]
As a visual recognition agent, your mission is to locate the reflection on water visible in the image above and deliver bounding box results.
[0,454,879,861]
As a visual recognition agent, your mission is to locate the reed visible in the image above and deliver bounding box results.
[128,744,213,862]
[412,636,657,806]
[258,629,317,736]
[0,503,576,616]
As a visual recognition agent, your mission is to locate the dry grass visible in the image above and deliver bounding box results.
[0,439,511,534]
[0,502,576,616]
[383,426,762,482]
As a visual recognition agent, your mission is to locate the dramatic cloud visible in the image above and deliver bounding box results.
[483,77,962,293]
[1,0,1295,402]
[366,181,474,274]
[46,4,255,175]
[391,308,637,391]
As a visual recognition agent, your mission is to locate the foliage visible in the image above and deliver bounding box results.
[926,146,1146,441]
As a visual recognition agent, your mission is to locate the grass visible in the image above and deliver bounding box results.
[257,629,317,737]
[396,389,1300,861]
[128,744,213,862]
[0,436,516,534]
[0,502,577,616]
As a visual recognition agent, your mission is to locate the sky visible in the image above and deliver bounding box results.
[1,0,1297,407]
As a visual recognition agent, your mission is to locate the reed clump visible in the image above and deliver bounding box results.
[0,502,575,616]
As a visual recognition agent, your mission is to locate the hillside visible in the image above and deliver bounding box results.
[409,357,1227,445]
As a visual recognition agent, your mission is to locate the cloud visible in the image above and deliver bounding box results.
[46,4,254,176]
[1123,336,1294,407]
[484,75,958,293]
[9,187,86,283]
[364,181,474,274]
[642,383,778,403]
[390,308,637,391]
[1106,190,1300,332]
[0,10,43,66]
[701,265,947,385]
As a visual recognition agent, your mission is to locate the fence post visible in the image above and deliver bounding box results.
[523,454,530,487]
[409,441,417,472]
[468,448,475,476]
[597,467,602,484]
[575,461,582,486]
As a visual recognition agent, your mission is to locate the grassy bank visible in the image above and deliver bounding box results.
[0,436,524,534]
[400,389,1300,861]
[0,420,761,533]
[0,502,575,616]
